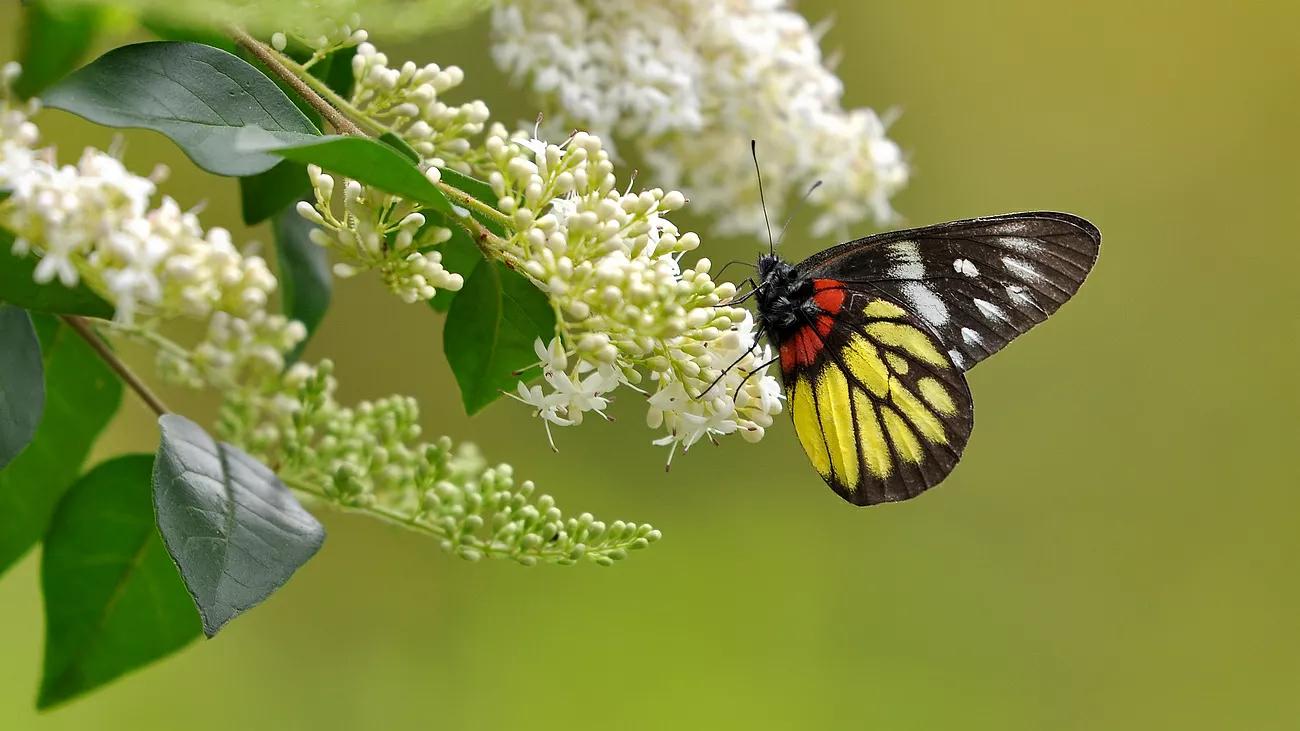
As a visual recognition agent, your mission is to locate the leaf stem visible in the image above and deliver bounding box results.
[231,28,365,137]
[61,316,170,416]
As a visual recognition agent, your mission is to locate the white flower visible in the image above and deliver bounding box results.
[300,164,463,303]
[348,42,490,171]
[491,0,909,238]
[486,128,783,458]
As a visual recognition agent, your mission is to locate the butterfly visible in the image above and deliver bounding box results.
[749,211,1100,506]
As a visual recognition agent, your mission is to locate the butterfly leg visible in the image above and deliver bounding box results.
[731,355,780,402]
[695,326,765,400]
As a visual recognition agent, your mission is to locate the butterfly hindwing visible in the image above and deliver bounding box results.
[781,283,974,505]
[793,212,1100,371]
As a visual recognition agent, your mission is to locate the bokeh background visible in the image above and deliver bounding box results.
[3,1,1299,728]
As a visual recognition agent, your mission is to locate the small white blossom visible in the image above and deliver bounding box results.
[349,42,490,171]
[491,0,910,238]
[300,164,463,303]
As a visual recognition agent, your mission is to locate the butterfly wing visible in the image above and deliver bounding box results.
[780,282,974,505]
[794,212,1100,371]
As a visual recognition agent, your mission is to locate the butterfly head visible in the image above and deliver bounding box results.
[755,253,815,338]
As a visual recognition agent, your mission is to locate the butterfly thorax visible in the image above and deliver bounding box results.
[755,254,818,341]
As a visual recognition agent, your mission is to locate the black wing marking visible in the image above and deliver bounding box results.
[795,212,1100,371]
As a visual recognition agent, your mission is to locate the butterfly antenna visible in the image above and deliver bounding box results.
[776,180,823,247]
[751,140,775,257]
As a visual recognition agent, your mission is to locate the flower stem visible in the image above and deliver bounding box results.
[437,181,512,229]
[230,28,365,137]
[62,315,170,416]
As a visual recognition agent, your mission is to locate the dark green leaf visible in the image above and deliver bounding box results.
[13,1,102,99]
[234,46,322,131]
[0,305,43,469]
[153,414,325,637]
[0,313,122,576]
[0,231,114,318]
[43,42,321,177]
[443,261,555,414]
[316,46,358,97]
[379,132,421,164]
[138,14,239,55]
[39,454,200,710]
[439,167,498,208]
[273,205,331,361]
[238,161,310,225]
[257,135,453,214]
[427,225,483,313]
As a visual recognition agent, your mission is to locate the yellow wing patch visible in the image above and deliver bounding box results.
[814,366,860,486]
[864,299,908,319]
[784,296,973,506]
[791,377,831,479]
[863,322,949,367]
[917,377,957,415]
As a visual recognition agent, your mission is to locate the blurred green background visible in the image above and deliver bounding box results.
[3,1,1299,728]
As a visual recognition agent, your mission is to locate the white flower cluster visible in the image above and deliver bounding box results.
[0,64,277,324]
[348,43,491,172]
[271,13,368,58]
[487,127,783,459]
[491,0,909,238]
[0,60,658,564]
[297,164,463,303]
[159,310,307,392]
[222,358,659,566]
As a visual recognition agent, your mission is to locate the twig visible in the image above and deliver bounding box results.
[230,28,365,137]
[62,316,170,416]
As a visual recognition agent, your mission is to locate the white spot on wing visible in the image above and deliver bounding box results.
[1002,256,1043,282]
[948,349,966,368]
[988,221,1029,235]
[1005,283,1033,304]
[973,297,1005,321]
[888,241,924,278]
[900,282,949,327]
[998,236,1041,252]
[961,327,983,345]
[953,258,979,277]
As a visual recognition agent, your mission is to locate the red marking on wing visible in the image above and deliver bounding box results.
[814,314,834,337]
[780,325,825,374]
[811,279,845,314]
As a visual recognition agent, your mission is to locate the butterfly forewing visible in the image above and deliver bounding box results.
[794,212,1100,371]
[781,283,974,505]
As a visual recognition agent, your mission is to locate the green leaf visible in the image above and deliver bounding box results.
[0,305,44,469]
[238,160,310,225]
[153,414,325,637]
[379,131,421,164]
[443,261,555,414]
[272,205,331,361]
[0,230,114,318]
[137,14,240,55]
[0,313,122,577]
[427,224,483,313]
[258,135,453,215]
[42,41,321,177]
[439,167,499,208]
[13,0,102,99]
[38,454,200,710]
